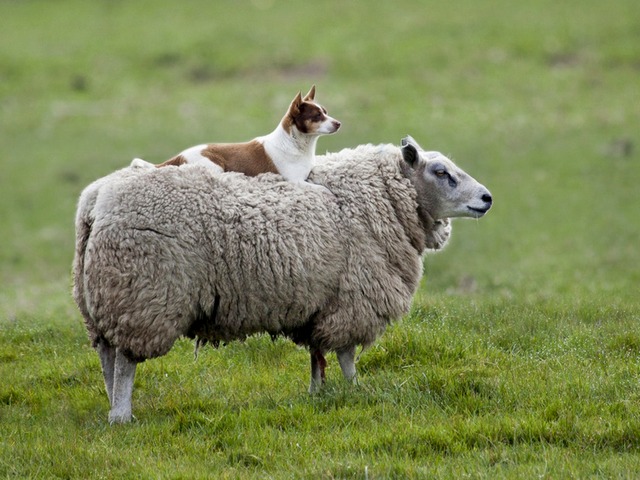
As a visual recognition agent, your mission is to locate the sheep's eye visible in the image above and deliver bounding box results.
[435,170,446,177]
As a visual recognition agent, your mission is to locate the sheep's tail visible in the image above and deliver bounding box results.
[72,215,91,316]
[72,188,101,347]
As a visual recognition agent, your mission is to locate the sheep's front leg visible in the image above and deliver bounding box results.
[309,348,327,393]
[108,348,137,424]
[337,345,358,385]
[96,339,116,406]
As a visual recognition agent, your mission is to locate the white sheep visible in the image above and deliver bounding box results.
[73,135,492,423]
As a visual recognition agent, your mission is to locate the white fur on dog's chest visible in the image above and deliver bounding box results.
[257,128,317,183]
[267,147,314,182]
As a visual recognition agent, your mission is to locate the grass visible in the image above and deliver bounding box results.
[3,301,639,478]
[1,0,639,478]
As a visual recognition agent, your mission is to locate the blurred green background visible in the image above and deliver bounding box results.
[1,1,639,477]
[2,1,638,319]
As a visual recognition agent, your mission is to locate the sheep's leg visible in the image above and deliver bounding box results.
[108,348,137,424]
[96,339,116,406]
[337,345,358,385]
[309,348,327,394]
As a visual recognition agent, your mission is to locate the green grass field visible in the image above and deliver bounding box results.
[1,0,639,478]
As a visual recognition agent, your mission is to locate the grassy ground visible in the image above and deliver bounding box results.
[1,0,639,478]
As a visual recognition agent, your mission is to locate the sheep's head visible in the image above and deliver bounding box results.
[400,135,492,221]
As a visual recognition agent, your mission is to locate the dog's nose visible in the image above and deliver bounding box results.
[482,193,492,205]
[333,120,341,130]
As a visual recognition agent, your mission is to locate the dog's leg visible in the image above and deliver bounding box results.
[108,348,137,424]
[309,348,327,394]
[96,339,116,406]
[130,158,155,169]
[336,345,358,385]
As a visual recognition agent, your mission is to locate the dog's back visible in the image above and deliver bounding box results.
[157,141,278,176]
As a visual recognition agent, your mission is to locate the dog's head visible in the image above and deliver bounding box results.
[282,85,341,136]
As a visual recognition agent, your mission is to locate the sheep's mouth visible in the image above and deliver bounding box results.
[467,205,490,217]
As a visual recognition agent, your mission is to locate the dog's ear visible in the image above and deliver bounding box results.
[303,85,316,102]
[288,91,303,116]
[401,135,424,151]
[401,143,419,168]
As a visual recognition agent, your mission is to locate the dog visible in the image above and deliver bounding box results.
[132,86,340,186]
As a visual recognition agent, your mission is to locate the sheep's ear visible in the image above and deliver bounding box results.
[401,135,423,151]
[401,143,419,168]
[303,85,316,101]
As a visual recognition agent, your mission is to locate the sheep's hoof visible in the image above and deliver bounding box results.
[108,411,134,425]
[308,381,323,395]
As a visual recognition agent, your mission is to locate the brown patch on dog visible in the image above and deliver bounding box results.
[157,142,277,176]
[156,155,188,167]
[198,141,278,176]
[293,102,326,134]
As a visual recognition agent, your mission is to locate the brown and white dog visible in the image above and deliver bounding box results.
[132,86,340,185]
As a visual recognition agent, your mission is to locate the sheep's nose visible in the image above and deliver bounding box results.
[481,193,492,205]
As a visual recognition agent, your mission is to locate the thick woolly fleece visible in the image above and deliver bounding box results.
[73,144,449,362]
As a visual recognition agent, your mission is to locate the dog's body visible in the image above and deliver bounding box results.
[138,86,340,184]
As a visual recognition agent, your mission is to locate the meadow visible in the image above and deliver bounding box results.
[1,0,639,478]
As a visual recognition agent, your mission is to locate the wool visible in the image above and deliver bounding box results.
[74,144,444,361]
[74,139,495,422]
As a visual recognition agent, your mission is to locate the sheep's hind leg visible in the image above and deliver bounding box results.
[96,339,116,406]
[309,348,327,394]
[337,345,357,385]
[108,348,138,424]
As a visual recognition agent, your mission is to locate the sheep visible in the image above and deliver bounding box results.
[72,135,492,423]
